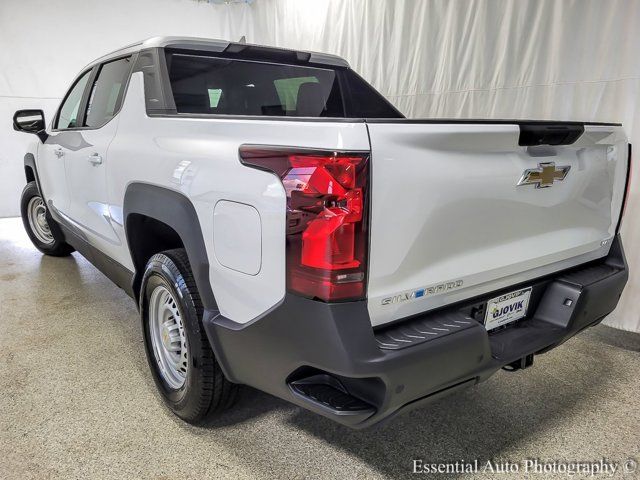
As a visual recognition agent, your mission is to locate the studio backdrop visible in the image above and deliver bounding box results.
[0,0,638,332]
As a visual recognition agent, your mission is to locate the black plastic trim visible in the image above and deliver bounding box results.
[24,153,43,197]
[364,118,621,126]
[123,183,216,309]
[375,312,476,350]
[205,294,492,429]
[142,114,622,126]
[13,110,48,143]
[289,374,377,425]
[75,65,100,129]
[374,243,626,353]
[166,45,341,69]
[133,47,177,115]
[203,236,628,429]
[519,123,584,146]
[616,143,632,234]
[148,113,368,122]
[47,205,135,298]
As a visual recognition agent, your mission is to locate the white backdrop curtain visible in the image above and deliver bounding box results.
[0,0,638,331]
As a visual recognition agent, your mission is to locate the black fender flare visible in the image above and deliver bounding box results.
[123,183,217,310]
[24,153,42,194]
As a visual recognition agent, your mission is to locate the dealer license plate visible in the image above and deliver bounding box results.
[484,287,532,331]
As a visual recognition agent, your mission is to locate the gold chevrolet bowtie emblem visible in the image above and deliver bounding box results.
[517,162,570,188]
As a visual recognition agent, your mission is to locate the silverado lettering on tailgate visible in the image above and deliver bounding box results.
[381,280,464,306]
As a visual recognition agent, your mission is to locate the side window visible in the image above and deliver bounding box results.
[84,56,132,128]
[55,70,91,129]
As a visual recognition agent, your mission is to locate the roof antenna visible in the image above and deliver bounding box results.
[238,35,246,44]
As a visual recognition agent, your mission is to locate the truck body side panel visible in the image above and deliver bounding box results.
[108,72,370,323]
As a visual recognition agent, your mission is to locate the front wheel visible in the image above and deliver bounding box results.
[20,181,74,256]
[140,248,238,424]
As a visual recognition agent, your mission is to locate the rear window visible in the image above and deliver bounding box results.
[165,51,402,118]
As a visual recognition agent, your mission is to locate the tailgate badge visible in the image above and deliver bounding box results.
[381,280,463,306]
[517,162,570,188]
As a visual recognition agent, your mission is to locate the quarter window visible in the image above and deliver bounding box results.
[84,56,132,127]
[55,70,91,129]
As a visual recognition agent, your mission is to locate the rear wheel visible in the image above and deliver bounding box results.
[20,181,74,256]
[141,248,238,424]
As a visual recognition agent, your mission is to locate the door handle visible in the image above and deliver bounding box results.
[54,148,64,158]
[88,153,103,166]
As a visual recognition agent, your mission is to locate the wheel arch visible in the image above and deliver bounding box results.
[123,183,217,310]
[24,153,41,192]
[25,165,36,183]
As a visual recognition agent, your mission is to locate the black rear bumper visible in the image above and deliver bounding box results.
[203,235,628,429]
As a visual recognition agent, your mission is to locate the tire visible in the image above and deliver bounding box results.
[140,248,238,424]
[20,181,74,256]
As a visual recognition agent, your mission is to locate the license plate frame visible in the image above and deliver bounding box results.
[484,287,532,331]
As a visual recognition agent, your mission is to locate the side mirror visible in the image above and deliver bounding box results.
[13,109,48,142]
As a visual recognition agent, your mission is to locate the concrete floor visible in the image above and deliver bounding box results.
[1,216,639,480]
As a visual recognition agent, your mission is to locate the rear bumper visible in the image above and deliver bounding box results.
[203,235,628,429]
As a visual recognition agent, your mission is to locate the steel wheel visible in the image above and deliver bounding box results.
[27,196,54,245]
[148,285,189,390]
[141,249,238,423]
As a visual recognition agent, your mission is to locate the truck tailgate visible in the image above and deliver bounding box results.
[366,121,629,327]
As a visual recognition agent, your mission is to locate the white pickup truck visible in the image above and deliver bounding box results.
[13,37,631,428]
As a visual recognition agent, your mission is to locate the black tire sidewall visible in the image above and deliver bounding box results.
[20,182,73,256]
[141,254,212,419]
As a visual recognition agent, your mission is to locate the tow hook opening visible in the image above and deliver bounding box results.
[502,353,534,372]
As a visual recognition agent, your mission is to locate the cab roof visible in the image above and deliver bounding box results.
[86,36,350,69]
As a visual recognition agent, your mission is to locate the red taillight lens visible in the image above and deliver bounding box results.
[240,146,369,302]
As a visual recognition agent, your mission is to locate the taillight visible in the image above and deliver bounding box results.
[240,146,369,302]
[617,143,632,233]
